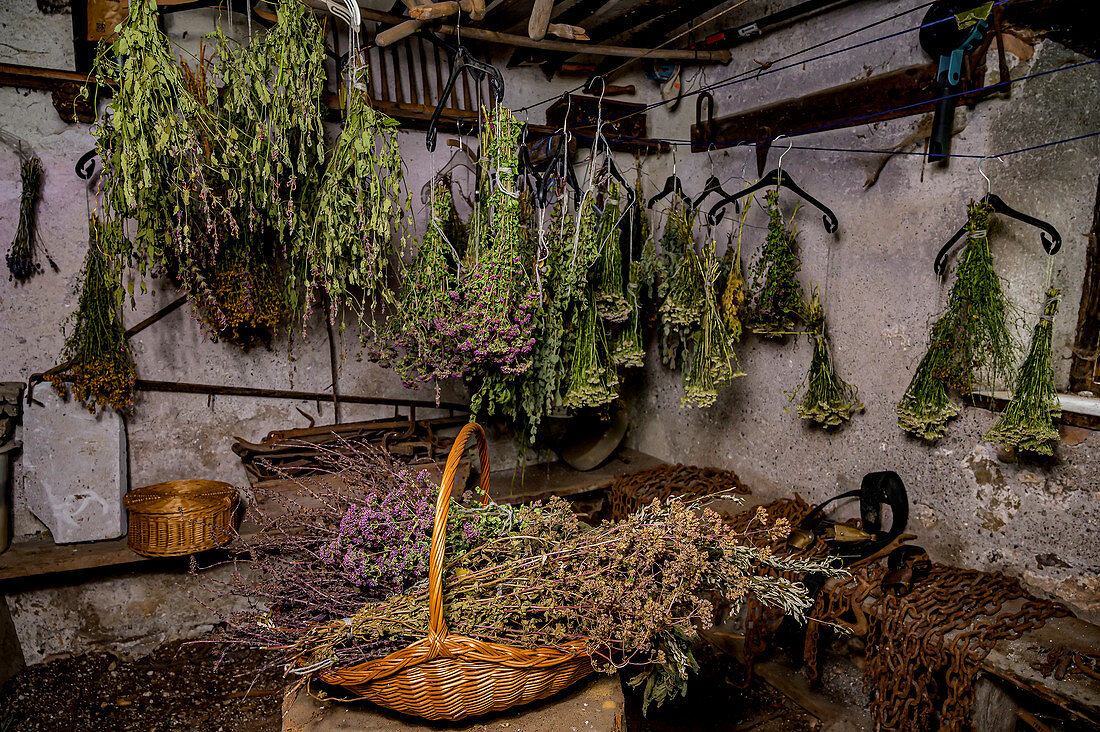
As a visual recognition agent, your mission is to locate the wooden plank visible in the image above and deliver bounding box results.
[488,448,665,505]
[1068,174,1100,392]
[690,62,995,150]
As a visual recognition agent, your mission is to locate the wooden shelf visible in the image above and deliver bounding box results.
[0,449,663,586]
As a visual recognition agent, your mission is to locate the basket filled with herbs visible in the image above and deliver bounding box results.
[289,423,592,720]
[218,424,842,721]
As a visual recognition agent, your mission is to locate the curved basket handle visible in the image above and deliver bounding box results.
[427,422,492,643]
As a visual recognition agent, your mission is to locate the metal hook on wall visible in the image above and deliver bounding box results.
[774,133,793,183]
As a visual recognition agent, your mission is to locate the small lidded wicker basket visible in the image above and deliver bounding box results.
[124,479,239,557]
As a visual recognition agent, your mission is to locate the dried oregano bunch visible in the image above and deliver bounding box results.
[897,200,1018,440]
[87,0,227,292]
[748,190,805,338]
[295,83,404,331]
[461,106,540,416]
[613,287,646,369]
[210,0,326,244]
[682,243,744,408]
[48,217,136,413]
[986,288,1061,455]
[896,314,961,439]
[562,287,619,410]
[656,202,698,369]
[794,286,861,428]
[935,200,1017,392]
[520,203,583,438]
[388,183,467,388]
[6,157,55,282]
[595,184,630,323]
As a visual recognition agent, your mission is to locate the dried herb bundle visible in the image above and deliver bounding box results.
[562,288,619,410]
[595,185,630,322]
[748,190,804,338]
[389,183,466,387]
[719,200,751,344]
[461,107,540,415]
[612,287,646,368]
[985,288,1061,455]
[88,0,227,291]
[296,83,404,331]
[896,315,961,440]
[6,157,54,282]
[211,0,326,247]
[656,201,695,368]
[682,244,744,408]
[935,201,1017,392]
[222,445,843,714]
[795,287,861,428]
[199,245,287,350]
[48,217,136,413]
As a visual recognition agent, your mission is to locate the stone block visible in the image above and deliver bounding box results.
[21,388,127,543]
[282,673,625,732]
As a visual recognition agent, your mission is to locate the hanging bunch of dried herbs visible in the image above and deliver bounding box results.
[896,315,961,440]
[613,289,646,368]
[199,243,287,350]
[748,190,805,338]
[460,107,540,415]
[985,288,1061,456]
[562,287,619,410]
[87,0,227,291]
[388,183,467,388]
[212,0,326,247]
[595,184,630,322]
[6,156,55,282]
[682,243,743,408]
[934,200,1017,393]
[719,199,751,344]
[47,217,136,413]
[295,80,404,331]
[519,203,579,439]
[897,200,1018,440]
[656,202,696,368]
[794,286,861,428]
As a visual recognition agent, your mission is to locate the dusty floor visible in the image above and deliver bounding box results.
[0,640,283,731]
[0,639,816,731]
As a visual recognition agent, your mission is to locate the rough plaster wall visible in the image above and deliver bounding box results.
[6,565,257,665]
[626,2,1100,619]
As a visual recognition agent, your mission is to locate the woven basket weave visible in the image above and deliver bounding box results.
[123,479,239,557]
[315,422,594,721]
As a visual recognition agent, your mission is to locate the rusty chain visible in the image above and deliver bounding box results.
[603,463,750,522]
[1034,645,1100,682]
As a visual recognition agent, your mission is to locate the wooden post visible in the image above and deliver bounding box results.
[528,0,554,41]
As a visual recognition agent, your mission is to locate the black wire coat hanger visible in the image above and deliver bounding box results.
[707,138,839,233]
[536,133,582,206]
[647,172,692,209]
[425,43,504,152]
[933,157,1062,276]
[692,145,743,224]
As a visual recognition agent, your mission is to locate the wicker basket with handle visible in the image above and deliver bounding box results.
[123,479,239,557]
[314,422,594,721]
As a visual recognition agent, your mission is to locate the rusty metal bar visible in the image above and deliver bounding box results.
[133,379,468,411]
